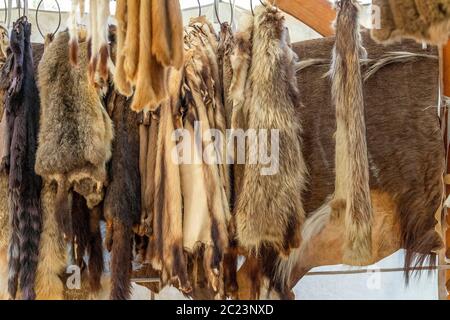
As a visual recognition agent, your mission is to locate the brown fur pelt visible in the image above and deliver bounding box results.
[265,31,445,296]
[371,0,450,45]
[330,0,373,264]
[35,182,66,300]
[218,22,235,128]
[35,31,113,239]
[114,0,184,112]
[5,18,43,300]
[103,81,141,299]
[234,5,306,255]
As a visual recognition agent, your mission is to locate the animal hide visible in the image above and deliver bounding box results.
[114,0,184,111]
[68,0,85,65]
[5,18,42,300]
[330,0,373,264]
[371,0,450,45]
[234,5,307,255]
[35,182,66,300]
[35,31,113,239]
[103,81,141,299]
[180,17,232,298]
[87,0,110,84]
[262,31,445,295]
[218,22,235,128]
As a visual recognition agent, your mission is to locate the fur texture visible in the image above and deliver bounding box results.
[330,0,373,264]
[36,31,113,236]
[6,18,42,300]
[103,81,141,299]
[234,5,306,255]
[371,0,450,45]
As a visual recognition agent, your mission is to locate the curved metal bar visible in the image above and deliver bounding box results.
[197,0,201,17]
[35,0,61,39]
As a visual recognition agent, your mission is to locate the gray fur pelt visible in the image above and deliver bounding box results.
[330,0,373,264]
[35,31,113,238]
[234,5,307,255]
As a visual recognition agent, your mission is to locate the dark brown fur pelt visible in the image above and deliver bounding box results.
[234,5,307,255]
[371,0,450,45]
[103,85,141,300]
[35,30,113,238]
[330,0,373,265]
[6,18,42,300]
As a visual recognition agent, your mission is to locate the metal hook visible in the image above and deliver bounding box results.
[196,0,201,17]
[36,0,61,39]
[214,0,234,26]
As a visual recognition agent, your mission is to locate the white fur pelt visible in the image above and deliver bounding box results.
[330,0,373,264]
[234,5,306,255]
[68,0,85,65]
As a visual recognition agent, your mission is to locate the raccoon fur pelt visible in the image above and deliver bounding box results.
[5,18,42,300]
[35,31,113,239]
[234,5,306,255]
[330,0,373,264]
[371,0,450,45]
[103,84,141,300]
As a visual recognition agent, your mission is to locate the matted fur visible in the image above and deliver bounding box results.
[36,31,113,224]
[234,5,306,255]
[330,0,372,264]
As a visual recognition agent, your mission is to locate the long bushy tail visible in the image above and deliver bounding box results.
[331,0,373,264]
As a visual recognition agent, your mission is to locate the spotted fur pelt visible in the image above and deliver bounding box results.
[234,5,306,255]
[330,0,373,264]
[35,31,113,239]
[103,84,141,300]
[5,18,42,300]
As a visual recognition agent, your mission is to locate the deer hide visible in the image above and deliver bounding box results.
[36,31,113,237]
[371,0,450,45]
[6,19,42,300]
[103,86,141,300]
[235,5,307,255]
[330,0,373,264]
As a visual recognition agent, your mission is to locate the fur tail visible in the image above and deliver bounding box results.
[109,220,133,300]
[331,0,373,264]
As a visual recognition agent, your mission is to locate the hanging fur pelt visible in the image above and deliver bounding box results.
[234,5,306,255]
[5,18,43,300]
[35,30,113,240]
[218,22,235,128]
[330,0,373,265]
[103,82,141,300]
[68,0,85,65]
[371,0,450,45]
[113,0,184,111]
[87,0,110,85]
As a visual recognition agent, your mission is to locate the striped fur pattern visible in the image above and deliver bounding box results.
[234,5,306,255]
[330,0,373,265]
[6,18,42,300]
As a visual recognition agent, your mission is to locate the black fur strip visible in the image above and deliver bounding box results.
[6,18,42,300]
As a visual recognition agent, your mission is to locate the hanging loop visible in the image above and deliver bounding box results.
[36,0,61,39]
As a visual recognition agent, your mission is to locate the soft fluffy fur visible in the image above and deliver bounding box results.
[234,5,306,255]
[330,0,373,264]
[122,0,140,84]
[5,18,42,300]
[35,31,113,233]
[371,0,450,45]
